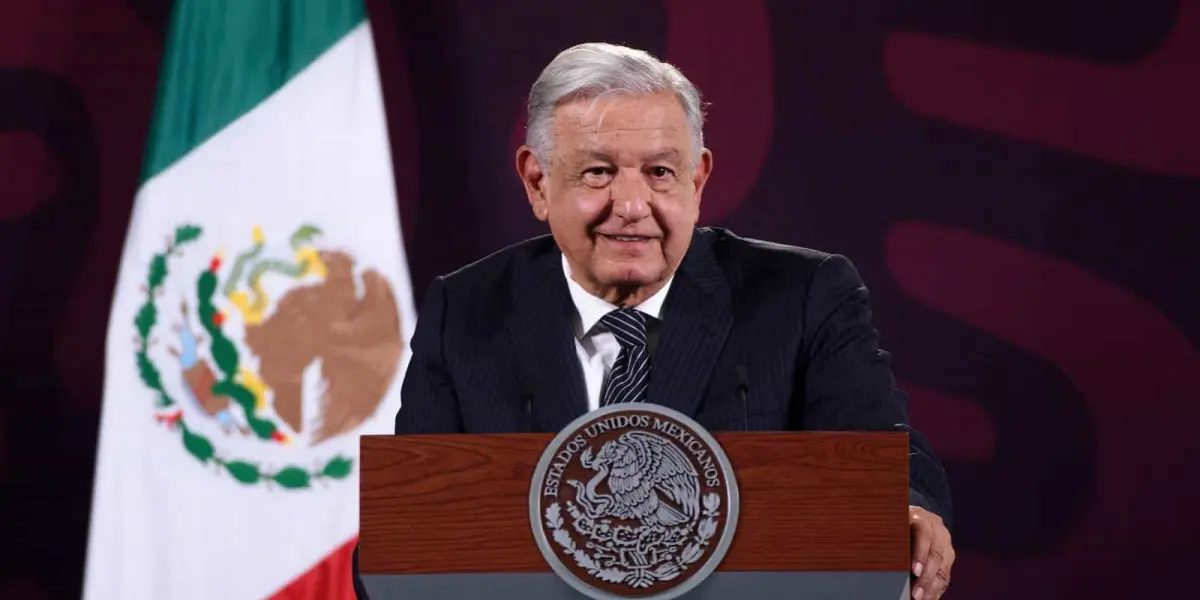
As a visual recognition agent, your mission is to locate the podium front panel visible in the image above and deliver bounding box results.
[360,431,911,600]
[362,571,909,600]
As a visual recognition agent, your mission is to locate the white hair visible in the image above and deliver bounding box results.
[524,42,705,167]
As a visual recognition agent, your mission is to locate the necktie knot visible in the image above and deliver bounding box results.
[598,308,650,406]
[600,308,648,349]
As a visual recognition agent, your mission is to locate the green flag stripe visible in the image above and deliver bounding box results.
[141,0,366,182]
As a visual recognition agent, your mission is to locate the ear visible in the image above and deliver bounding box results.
[516,145,549,222]
[691,148,714,208]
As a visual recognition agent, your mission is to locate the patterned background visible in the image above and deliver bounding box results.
[2,0,1198,598]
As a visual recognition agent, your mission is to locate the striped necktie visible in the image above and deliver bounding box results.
[599,308,650,406]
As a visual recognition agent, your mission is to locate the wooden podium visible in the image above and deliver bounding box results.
[358,430,912,599]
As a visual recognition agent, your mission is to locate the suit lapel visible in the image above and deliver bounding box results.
[648,231,733,417]
[510,247,589,432]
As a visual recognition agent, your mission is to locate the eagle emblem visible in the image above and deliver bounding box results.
[531,404,739,600]
[132,223,403,489]
[570,431,701,527]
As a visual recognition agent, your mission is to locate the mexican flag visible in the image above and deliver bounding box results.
[83,1,415,598]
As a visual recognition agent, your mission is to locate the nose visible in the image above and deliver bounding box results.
[609,170,651,222]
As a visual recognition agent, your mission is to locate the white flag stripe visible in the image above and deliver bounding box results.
[84,20,413,600]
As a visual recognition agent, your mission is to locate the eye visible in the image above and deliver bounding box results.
[649,166,675,179]
[581,166,613,187]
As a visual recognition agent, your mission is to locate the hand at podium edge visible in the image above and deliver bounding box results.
[910,505,954,600]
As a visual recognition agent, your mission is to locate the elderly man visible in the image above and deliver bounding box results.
[382,42,954,599]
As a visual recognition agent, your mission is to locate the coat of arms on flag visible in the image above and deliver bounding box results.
[135,223,403,488]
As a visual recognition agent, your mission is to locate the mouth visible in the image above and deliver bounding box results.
[599,233,654,243]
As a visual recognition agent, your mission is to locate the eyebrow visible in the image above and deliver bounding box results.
[576,149,685,164]
[644,149,684,164]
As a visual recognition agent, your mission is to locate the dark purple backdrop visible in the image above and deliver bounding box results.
[2,1,1198,598]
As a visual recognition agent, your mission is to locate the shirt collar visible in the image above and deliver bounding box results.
[562,254,673,339]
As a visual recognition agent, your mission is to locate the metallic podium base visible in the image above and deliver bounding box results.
[362,571,911,599]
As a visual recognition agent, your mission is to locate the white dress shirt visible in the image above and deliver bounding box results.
[563,255,673,410]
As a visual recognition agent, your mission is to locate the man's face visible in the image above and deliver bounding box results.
[517,92,713,305]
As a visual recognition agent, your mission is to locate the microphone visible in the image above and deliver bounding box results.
[734,366,750,431]
[520,376,535,433]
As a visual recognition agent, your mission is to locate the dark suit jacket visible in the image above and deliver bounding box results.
[353,227,951,597]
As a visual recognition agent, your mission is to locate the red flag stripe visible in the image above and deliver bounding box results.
[267,537,359,600]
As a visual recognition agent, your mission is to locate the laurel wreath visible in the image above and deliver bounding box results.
[133,224,353,489]
[544,492,721,588]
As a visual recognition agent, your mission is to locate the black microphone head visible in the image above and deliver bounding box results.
[517,371,535,398]
[734,366,749,388]
[519,373,535,431]
[734,366,750,431]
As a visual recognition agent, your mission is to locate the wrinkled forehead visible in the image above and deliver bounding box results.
[550,93,693,162]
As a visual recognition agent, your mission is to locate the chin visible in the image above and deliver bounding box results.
[597,263,664,288]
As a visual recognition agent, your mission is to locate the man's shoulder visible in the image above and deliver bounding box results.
[434,234,558,296]
[698,227,838,284]
[702,227,831,261]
